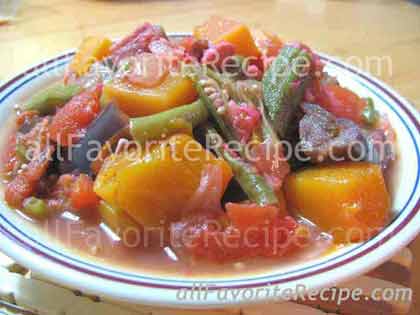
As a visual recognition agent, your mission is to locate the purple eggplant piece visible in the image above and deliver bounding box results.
[71,104,129,173]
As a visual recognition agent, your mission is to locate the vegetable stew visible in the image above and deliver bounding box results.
[1,17,396,275]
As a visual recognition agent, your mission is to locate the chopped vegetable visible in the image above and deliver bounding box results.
[225,202,280,230]
[254,30,284,58]
[98,201,139,237]
[109,23,166,63]
[94,134,233,226]
[22,197,51,219]
[70,174,100,210]
[69,36,112,76]
[89,127,132,175]
[174,209,300,262]
[362,98,380,126]
[102,75,198,117]
[49,86,101,146]
[24,84,81,115]
[318,84,367,125]
[249,142,290,190]
[201,41,236,69]
[5,145,55,208]
[72,104,129,172]
[225,100,261,144]
[221,147,278,205]
[194,74,237,143]
[1,134,18,174]
[124,53,169,88]
[194,16,261,57]
[262,44,313,139]
[284,162,390,243]
[205,126,278,205]
[129,99,208,144]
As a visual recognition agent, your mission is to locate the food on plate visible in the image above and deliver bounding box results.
[69,36,113,77]
[1,17,396,273]
[284,162,390,243]
[102,74,198,117]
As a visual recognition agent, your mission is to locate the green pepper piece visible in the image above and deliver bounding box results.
[24,83,81,114]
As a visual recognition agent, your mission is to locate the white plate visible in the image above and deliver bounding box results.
[0,34,419,308]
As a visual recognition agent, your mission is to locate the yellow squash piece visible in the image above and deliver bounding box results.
[217,24,261,57]
[194,16,261,57]
[69,36,112,76]
[94,134,233,227]
[102,75,198,117]
[284,162,391,244]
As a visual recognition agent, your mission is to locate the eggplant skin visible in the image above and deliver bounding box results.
[71,104,129,173]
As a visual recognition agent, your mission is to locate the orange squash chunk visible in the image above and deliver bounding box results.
[194,16,261,57]
[284,162,390,243]
[70,36,112,76]
[102,75,198,117]
[94,135,233,227]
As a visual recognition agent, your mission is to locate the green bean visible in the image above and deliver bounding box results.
[22,197,50,219]
[205,126,278,206]
[24,83,81,114]
[129,100,208,144]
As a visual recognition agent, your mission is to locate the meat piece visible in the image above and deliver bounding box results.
[5,145,55,208]
[109,23,166,64]
[299,103,366,163]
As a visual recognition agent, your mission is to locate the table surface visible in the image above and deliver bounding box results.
[0,0,419,313]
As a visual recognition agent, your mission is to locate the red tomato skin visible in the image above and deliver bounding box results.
[49,86,101,146]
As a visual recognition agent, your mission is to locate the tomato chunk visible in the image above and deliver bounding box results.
[250,142,290,190]
[5,145,55,208]
[316,84,367,125]
[49,86,101,146]
[226,202,279,231]
[173,206,300,263]
[70,174,99,210]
